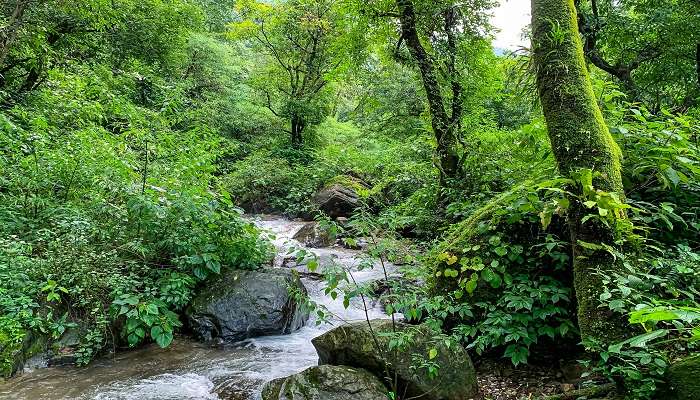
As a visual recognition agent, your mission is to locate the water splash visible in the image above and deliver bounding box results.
[90,373,218,400]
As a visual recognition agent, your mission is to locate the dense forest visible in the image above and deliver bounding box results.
[0,0,698,399]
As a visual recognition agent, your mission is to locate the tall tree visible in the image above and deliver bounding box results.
[395,0,460,188]
[531,0,628,344]
[231,0,347,148]
[354,0,493,193]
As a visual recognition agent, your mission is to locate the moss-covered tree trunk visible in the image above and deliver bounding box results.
[395,0,461,189]
[531,0,627,344]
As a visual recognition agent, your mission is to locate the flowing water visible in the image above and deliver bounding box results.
[0,215,394,400]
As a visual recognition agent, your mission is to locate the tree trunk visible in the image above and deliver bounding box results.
[395,0,460,188]
[0,0,30,68]
[531,0,627,344]
[291,114,304,148]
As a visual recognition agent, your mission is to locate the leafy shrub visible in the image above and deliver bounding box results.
[222,151,326,216]
[586,245,700,398]
[395,179,579,365]
[612,106,700,245]
[0,60,272,366]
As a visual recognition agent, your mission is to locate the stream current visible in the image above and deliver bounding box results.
[0,215,393,400]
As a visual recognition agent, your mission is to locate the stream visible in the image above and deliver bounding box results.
[0,215,394,400]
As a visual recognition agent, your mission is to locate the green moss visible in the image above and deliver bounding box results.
[0,322,25,378]
[427,182,553,292]
[0,322,48,379]
[261,377,285,400]
[532,0,627,344]
[325,175,370,198]
[665,356,700,400]
[433,183,527,252]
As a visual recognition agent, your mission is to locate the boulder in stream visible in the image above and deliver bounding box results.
[292,222,335,248]
[312,319,478,400]
[186,268,308,342]
[260,365,388,400]
[313,177,366,218]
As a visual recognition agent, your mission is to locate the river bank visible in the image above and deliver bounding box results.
[0,215,392,400]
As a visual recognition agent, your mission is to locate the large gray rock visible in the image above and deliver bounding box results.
[312,320,478,400]
[313,183,361,218]
[260,365,388,400]
[292,222,335,248]
[186,269,308,342]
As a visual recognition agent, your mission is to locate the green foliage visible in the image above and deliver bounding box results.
[577,0,700,108]
[222,117,436,218]
[229,0,358,147]
[111,294,182,348]
[1,1,698,395]
[583,243,700,399]
[417,179,578,365]
[0,3,272,367]
[609,106,700,245]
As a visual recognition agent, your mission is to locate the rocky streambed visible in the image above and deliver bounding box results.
[0,216,427,400]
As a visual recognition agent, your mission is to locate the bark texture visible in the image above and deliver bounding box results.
[531,0,627,344]
[395,0,461,187]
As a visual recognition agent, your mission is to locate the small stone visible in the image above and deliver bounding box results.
[560,383,576,392]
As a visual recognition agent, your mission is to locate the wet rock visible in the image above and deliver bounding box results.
[664,355,700,400]
[313,180,363,219]
[312,319,478,400]
[186,269,309,342]
[0,329,47,378]
[47,324,87,367]
[292,222,335,248]
[340,237,370,250]
[261,377,286,399]
[260,365,388,400]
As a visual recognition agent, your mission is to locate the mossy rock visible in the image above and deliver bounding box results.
[663,355,700,400]
[0,324,47,379]
[325,175,371,198]
[311,319,478,400]
[313,175,370,218]
[0,330,23,379]
[261,377,286,399]
[260,365,388,400]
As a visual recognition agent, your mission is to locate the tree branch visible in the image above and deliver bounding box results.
[0,0,32,68]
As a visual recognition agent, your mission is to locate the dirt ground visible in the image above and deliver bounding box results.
[473,357,591,400]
